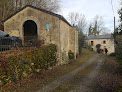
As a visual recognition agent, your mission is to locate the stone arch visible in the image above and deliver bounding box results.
[96,44,101,53]
[19,16,40,45]
[23,20,37,42]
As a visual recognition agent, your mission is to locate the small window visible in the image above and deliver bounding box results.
[91,41,93,46]
[103,40,106,44]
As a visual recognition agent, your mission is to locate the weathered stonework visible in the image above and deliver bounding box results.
[85,35,115,54]
[4,5,78,64]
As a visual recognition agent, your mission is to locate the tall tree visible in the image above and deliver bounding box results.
[78,29,85,55]
[78,14,87,31]
[113,1,122,65]
[92,15,104,35]
[0,0,14,21]
[88,24,92,35]
[88,15,104,35]
[16,0,60,12]
[15,0,18,11]
[0,0,60,22]
[68,12,87,31]
[41,0,60,12]
[68,12,79,26]
[68,12,87,54]
[118,1,122,34]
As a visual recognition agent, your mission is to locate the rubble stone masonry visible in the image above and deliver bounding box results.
[4,6,78,64]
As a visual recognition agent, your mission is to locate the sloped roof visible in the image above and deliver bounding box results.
[2,5,71,26]
[86,35,113,39]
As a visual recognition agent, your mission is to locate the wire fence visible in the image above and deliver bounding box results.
[0,38,14,54]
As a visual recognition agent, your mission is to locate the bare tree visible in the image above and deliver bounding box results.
[0,0,14,21]
[68,12,79,26]
[68,12,87,32]
[0,0,60,22]
[78,14,87,31]
[68,12,87,54]
[88,15,105,35]
[41,0,60,12]
[93,15,104,33]
[17,0,60,12]
[101,27,111,35]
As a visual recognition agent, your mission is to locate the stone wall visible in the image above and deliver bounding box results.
[75,30,79,55]
[60,20,69,64]
[69,27,76,58]
[86,39,115,54]
[4,7,61,64]
[4,6,78,64]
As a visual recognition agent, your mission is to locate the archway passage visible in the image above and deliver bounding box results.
[96,44,101,53]
[23,20,37,42]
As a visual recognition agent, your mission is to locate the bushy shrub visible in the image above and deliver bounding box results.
[0,44,57,86]
[109,53,116,56]
[85,44,93,51]
[68,50,74,59]
[116,47,122,65]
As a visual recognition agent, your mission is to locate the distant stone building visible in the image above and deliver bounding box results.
[85,35,115,54]
[2,5,78,64]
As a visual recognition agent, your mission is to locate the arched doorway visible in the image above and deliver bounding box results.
[23,20,38,43]
[96,44,101,53]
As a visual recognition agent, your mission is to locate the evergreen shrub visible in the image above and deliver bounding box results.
[0,44,57,86]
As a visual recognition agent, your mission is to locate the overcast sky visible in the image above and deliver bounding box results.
[58,0,120,34]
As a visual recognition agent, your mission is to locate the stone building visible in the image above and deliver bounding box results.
[85,35,115,54]
[2,5,79,64]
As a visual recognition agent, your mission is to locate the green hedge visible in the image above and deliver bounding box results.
[116,47,122,65]
[0,44,57,86]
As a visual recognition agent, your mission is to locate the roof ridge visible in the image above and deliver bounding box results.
[2,5,71,26]
[87,34,113,39]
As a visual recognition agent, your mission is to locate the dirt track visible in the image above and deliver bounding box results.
[37,54,105,92]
